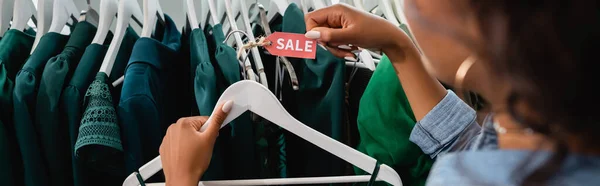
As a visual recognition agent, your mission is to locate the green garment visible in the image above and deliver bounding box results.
[34,22,97,186]
[251,13,288,179]
[277,3,346,179]
[13,32,69,186]
[66,28,136,186]
[119,15,187,180]
[196,24,256,180]
[355,55,434,186]
[0,29,34,125]
[0,29,38,186]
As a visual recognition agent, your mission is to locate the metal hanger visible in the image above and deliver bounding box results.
[238,0,268,87]
[47,0,78,34]
[0,0,14,37]
[140,0,165,38]
[10,0,37,31]
[257,3,299,90]
[98,0,143,77]
[123,80,404,186]
[30,0,55,53]
[220,0,257,82]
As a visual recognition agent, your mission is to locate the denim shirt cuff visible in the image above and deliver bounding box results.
[409,90,477,157]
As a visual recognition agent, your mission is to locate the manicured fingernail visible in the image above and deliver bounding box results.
[351,49,362,54]
[344,56,358,61]
[222,100,233,113]
[305,31,321,39]
[338,45,352,50]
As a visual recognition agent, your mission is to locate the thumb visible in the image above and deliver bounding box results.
[204,100,233,139]
[305,27,355,44]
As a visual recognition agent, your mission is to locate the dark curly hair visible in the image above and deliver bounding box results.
[470,0,600,184]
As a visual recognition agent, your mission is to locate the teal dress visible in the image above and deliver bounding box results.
[195,24,257,180]
[67,28,136,186]
[0,29,35,186]
[118,15,187,178]
[278,4,346,179]
[34,22,99,186]
[13,32,70,186]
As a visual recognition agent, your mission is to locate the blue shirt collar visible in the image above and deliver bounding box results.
[127,14,181,70]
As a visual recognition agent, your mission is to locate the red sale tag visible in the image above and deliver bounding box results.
[264,32,317,59]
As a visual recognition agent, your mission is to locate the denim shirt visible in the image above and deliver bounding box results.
[409,90,600,185]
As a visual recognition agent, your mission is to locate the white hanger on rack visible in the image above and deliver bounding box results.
[91,0,118,44]
[31,0,55,53]
[221,0,257,82]
[238,0,268,87]
[184,0,200,30]
[47,0,78,34]
[266,0,289,23]
[0,0,15,37]
[80,0,100,27]
[11,0,36,31]
[390,0,407,25]
[98,0,143,77]
[122,80,403,186]
[303,0,326,13]
[361,0,400,26]
[140,0,165,38]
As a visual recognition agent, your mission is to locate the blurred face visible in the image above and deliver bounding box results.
[403,0,488,92]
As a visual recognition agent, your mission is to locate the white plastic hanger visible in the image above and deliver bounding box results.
[221,0,257,82]
[80,0,100,27]
[390,0,407,24]
[31,0,55,53]
[238,0,268,87]
[184,0,200,30]
[10,0,36,31]
[0,0,15,37]
[91,0,118,44]
[122,80,403,186]
[362,0,400,26]
[47,0,78,34]
[140,0,165,38]
[266,0,289,23]
[98,0,143,77]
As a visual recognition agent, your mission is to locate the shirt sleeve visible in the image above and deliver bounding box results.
[409,90,482,159]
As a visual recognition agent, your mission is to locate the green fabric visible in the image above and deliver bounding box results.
[0,29,34,125]
[13,32,69,186]
[33,22,98,186]
[355,55,434,186]
[0,28,35,186]
[277,4,346,179]
[61,28,132,186]
[119,15,186,181]
[251,13,288,179]
[196,24,256,180]
[75,72,124,172]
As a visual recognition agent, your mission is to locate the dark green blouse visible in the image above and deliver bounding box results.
[13,31,69,186]
[119,15,187,179]
[65,27,136,186]
[278,3,346,179]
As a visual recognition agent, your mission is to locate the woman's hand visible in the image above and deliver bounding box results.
[304,4,418,61]
[160,101,233,186]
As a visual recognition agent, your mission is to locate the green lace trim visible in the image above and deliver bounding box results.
[75,76,123,153]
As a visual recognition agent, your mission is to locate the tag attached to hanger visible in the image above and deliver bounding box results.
[265,32,317,59]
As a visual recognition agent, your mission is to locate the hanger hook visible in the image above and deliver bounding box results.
[223,30,251,44]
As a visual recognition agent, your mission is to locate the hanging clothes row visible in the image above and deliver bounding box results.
[0,0,436,186]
